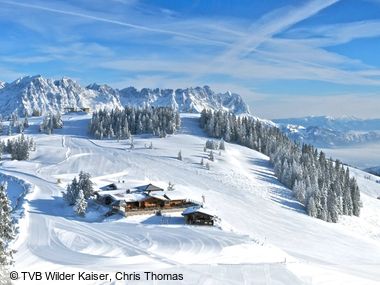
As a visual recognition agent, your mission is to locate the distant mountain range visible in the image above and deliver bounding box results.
[365,166,380,177]
[3,75,380,150]
[0,75,249,116]
[274,116,380,147]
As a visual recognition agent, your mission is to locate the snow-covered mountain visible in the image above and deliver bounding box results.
[365,166,380,177]
[275,116,380,132]
[274,116,380,147]
[0,75,249,116]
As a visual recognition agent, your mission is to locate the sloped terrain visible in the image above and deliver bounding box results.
[1,114,380,284]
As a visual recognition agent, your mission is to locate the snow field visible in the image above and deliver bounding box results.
[1,113,380,284]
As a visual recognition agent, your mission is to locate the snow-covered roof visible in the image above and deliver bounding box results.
[182,206,216,217]
[97,190,146,202]
[164,191,188,201]
[97,183,196,204]
[148,192,169,201]
[136,183,164,192]
[96,189,127,197]
[99,182,128,191]
[124,193,147,203]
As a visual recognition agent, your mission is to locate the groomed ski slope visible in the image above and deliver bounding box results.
[1,113,380,285]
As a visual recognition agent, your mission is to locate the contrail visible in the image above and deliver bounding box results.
[0,0,227,46]
[223,0,340,60]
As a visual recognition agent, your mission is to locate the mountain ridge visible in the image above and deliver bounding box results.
[0,75,249,116]
[274,116,380,147]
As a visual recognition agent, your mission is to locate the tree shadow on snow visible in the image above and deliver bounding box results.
[27,196,109,222]
[247,157,306,215]
[179,116,208,137]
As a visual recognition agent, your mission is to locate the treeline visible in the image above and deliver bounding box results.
[89,107,181,139]
[0,134,36,160]
[39,113,63,134]
[200,109,361,222]
[0,113,29,135]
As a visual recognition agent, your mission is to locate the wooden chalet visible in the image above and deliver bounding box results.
[182,206,216,226]
[96,182,201,216]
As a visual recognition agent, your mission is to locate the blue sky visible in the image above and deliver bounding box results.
[0,0,380,119]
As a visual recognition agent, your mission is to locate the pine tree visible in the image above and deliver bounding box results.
[74,190,87,217]
[177,150,182,161]
[63,177,80,206]
[350,178,361,216]
[206,162,210,170]
[293,179,306,204]
[200,158,204,166]
[5,134,34,160]
[209,151,214,161]
[130,136,134,149]
[219,139,225,150]
[327,185,339,222]
[0,183,15,269]
[307,196,317,217]
[78,171,93,199]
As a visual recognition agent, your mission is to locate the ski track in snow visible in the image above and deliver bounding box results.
[1,114,380,284]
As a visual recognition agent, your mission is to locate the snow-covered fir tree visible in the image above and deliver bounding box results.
[209,151,214,161]
[1,134,35,161]
[219,139,225,150]
[89,106,180,139]
[74,190,87,217]
[0,182,15,275]
[200,109,361,222]
[205,139,219,150]
[39,113,63,134]
[130,136,134,149]
[78,171,94,199]
[63,177,80,206]
[63,172,93,205]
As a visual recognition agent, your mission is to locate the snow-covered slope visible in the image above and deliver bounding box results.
[274,116,380,147]
[1,114,380,284]
[0,75,249,116]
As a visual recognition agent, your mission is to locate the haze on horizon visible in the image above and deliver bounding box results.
[0,0,379,120]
